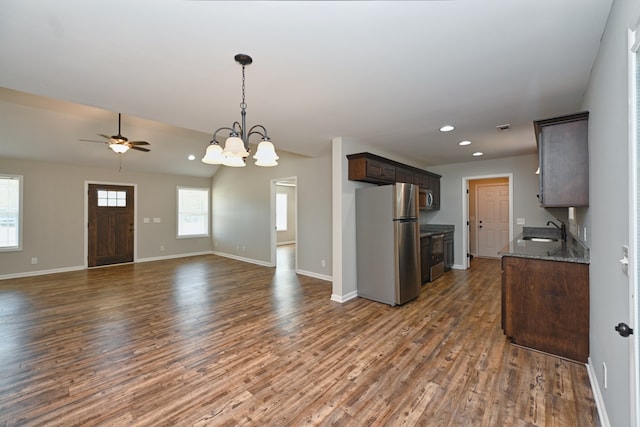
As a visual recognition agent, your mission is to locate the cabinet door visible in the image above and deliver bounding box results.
[396,168,415,184]
[428,175,441,210]
[536,113,589,207]
[366,159,396,182]
[420,236,430,283]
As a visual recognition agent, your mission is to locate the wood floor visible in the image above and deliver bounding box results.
[0,246,600,426]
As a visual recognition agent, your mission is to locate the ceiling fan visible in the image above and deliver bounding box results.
[81,113,151,153]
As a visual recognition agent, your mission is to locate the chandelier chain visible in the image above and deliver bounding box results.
[240,65,247,110]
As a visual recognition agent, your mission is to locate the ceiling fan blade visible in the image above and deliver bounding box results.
[130,146,151,152]
[79,138,106,143]
[128,141,150,146]
[98,134,113,141]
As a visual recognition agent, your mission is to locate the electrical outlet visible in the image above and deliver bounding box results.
[321,259,326,268]
[517,218,525,225]
[31,257,38,265]
[160,245,164,252]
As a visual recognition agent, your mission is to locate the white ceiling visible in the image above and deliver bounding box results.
[0,1,612,178]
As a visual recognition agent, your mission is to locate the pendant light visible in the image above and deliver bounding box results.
[202,54,279,167]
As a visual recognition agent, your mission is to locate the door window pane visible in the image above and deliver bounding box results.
[98,190,127,207]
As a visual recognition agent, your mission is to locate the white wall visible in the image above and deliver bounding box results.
[211,148,332,280]
[0,157,213,278]
[580,1,639,425]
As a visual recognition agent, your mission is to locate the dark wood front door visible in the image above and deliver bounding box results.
[88,184,134,267]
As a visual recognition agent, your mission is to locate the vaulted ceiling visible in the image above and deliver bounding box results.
[0,1,612,177]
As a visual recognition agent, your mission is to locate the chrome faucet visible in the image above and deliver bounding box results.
[547,219,567,242]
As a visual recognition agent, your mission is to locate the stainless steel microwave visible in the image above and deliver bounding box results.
[419,189,433,210]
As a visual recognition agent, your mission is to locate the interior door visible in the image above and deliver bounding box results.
[476,184,509,258]
[88,184,134,267]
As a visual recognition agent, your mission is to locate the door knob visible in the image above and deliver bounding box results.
[615,322,634,337]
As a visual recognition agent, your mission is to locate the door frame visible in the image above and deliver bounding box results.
[270,176,298,269]
[628,15,640,425]
[461,174,513,269]
[84,180,138,268]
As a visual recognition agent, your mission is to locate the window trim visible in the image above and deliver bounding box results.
[0,174,23,252]
[176,186,210,239]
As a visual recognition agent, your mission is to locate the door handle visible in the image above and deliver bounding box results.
[615,322,634,337]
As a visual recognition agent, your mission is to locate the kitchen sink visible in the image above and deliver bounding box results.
[522,236,558,242]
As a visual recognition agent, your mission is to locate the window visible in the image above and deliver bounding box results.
[177,187,209,238]
[276,192,288,231]
[97,190,127,207]
[0,175,23,251]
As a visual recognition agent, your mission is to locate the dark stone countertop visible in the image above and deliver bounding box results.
[420,224,454,238]
[500,232,590,264]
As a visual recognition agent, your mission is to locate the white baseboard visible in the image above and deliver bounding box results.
[136,250,213,263]
[331,290,358,303]
[211,251,273,267]
[0,265,85,280]
[587,357,610,427]
[297,269,332,282]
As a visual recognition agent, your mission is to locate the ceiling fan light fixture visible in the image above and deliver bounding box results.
[203,54,278,168]
[201,141,225,164]
[110,143,129,154]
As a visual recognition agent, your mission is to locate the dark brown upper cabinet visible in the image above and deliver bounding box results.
[347,152,441,209]
[534,111,589,207]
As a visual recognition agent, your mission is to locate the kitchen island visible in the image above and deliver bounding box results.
[500,230,589,363]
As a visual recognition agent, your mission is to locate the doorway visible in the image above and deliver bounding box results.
[271,177,297,270]
[475,181,510,258]
[86,183,136,267]
[462,175,513,268]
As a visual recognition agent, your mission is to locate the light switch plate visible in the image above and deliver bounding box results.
[517,218,525,225]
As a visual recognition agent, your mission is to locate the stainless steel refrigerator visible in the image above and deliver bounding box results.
[355,183,421,305]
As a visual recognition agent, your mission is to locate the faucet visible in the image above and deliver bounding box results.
[547,219,567,242]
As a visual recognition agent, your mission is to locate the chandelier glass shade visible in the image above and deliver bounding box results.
[202,54,279,167]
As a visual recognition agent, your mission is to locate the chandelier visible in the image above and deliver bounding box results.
[202,54,279,167]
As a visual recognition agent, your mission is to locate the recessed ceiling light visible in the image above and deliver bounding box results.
[472,152,484,157]
[459,140,471,146]
[440,125,455,132]
[188,154,196,161]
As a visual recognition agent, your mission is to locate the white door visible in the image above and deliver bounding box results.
[476,184,509,258]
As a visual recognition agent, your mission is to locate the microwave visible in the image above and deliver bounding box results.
[419,189,434,210]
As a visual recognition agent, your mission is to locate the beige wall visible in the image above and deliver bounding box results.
[0,157,212,278]
[211,148,332,280]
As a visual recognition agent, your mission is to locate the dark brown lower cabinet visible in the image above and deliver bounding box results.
[502,256,589,363]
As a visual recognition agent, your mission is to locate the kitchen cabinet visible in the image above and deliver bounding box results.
[347,152,441,209]
[502,255,589,363]
[348,155,396,184]
[443,231,453,271]
[420,235,431,284]
[534,111,589,207]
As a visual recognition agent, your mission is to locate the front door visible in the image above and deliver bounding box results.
[88,184,134,267]
[477,184,509,258]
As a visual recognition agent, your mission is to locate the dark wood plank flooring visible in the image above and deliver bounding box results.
[0,246,599,426]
